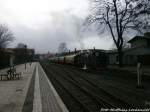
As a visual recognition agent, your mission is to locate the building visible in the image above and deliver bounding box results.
[0,48,35,69]
[11,48,35,64]
[0,49,14,69]
[108,32,150,66]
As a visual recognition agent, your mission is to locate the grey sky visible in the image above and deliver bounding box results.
[0,0,113,53]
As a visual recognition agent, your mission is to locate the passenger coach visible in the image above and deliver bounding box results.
[49,49,108,70]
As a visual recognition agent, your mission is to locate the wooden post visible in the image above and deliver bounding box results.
[137,55,144,88]
[137,62,143,88]
[137,63,140,86]
[10,55,13,67]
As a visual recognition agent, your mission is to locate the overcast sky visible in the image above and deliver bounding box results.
[0,0,113,53]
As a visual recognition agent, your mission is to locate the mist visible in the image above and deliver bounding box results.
[0,0,113,53]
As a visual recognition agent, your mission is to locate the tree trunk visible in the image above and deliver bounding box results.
[118,47,123,67]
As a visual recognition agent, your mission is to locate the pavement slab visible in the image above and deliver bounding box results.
[37,63,68,112]
[0,62,68,112]
[0,62,36,112]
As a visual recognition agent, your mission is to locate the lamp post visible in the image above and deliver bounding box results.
[9,54,14,74]
[24,45,27,70]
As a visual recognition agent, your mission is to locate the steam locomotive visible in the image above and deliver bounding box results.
[49,49,108,70]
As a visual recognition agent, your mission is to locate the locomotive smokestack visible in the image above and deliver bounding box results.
[75,48,77,53]
[93,47,95,51]
[69,50,70,54]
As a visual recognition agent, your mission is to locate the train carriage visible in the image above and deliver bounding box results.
[49,49,108,70]
[74,50,108,69]
[65,54,77,64]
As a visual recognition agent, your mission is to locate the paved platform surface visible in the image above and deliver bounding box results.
[37,63,68,112]
[0,62,68,112]
[0,63,36,112]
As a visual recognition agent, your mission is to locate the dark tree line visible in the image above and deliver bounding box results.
[86,0,150,67]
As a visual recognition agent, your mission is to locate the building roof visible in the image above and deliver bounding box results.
[106,48,131,54]
[0,49,14,54]
[128,32,150,43]
[144,32,150,38]
[124,47,150,55]
[128,36,147,43]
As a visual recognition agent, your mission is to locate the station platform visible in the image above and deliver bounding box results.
[0,62,68,112]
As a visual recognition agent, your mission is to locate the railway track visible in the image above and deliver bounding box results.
[53,64,132,108]
[48,64,131,109]
[42,63,92,112]
[41,62,150,112]
[49,65,105,111]
[42,63,101,112]
[55,63,150,108]
[55,63,147,93]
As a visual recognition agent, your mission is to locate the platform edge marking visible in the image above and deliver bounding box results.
[39,63,69,112]
[33,63,42,112]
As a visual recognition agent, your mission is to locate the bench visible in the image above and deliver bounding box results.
[12,72,22,79]
[0,74,9,80]
[0,68,22,80]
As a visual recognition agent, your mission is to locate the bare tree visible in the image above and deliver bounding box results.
[0,24,14,48]
[86,0,150,67]
[58,42,68,53]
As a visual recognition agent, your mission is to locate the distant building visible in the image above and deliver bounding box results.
[12,48,35,64]
[108,32,150,66]
[0,48,35,68]
[36,52,55,60]
[0,49,14,69]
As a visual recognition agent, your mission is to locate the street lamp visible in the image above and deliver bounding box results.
[24,45,27,69]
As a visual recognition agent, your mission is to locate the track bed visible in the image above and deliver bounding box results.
[41,62,150,112]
